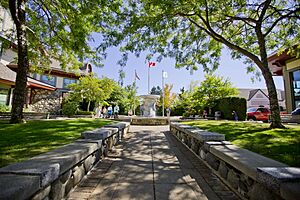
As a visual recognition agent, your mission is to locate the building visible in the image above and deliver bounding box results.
[268,50,299,113]
[0,8,92,113]
[238,88,285,110]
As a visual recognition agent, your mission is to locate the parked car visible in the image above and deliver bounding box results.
[246,107,270,122]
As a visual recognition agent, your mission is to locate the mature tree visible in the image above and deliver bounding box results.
[173,86,195,116]
[68,75,116,111]
[159,84,176,112]
[192,74,238,114]
[123,82,139,113]
[104,0,300,128]
[1,0,121,123]
[150,86,162,95]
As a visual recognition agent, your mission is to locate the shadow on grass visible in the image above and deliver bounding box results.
[0,118,112,167]
[183,121,300,167]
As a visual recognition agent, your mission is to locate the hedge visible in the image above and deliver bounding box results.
[213,97,247,121]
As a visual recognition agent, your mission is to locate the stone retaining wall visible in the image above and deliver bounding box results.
[170,122,300,200]
[131,117,169,125]
[0,122,130,200]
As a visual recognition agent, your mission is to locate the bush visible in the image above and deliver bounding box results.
[213,97,246,121]
[76,110,95,115]
[62,101,78,117]
[0,104,10,112]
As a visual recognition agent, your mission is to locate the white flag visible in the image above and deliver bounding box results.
[163,71,168,78]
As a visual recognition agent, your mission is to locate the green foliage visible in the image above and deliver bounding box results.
[0,118,111,167]
[213,97,247,121]
[68,74,116,111]
[62,101,78,117]
[172,86,194,116]
[0,104,10,112]
[192,74,238,113]
[1,0,123,70]
[183,121,300,167]
[102,0,300,127]
[76,110,95,115]
[122,83,139,112]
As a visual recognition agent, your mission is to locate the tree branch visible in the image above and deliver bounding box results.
[182,13,262,69]
[8,0,19,25]
[258,0,272,22]
[264,7,300,37]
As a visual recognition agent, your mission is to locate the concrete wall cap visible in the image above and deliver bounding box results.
[0,163,59,187]
[0,174,41,200]
[75,139,103,148]
[0,142,98,178]
[210,145,287,180]
[257,167,300,181]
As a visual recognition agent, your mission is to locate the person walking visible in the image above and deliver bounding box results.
[114,104,120,119]
[232,110,238,121]
[102,107,107,118]
[107,105,113,118]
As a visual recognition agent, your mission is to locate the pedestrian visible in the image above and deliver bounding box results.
[114,104,120,119]
[102,107,107,118]
[95,104,101,118]
[166,107,171,117]
[107,105,113,118]
[232,110,238,121]
[203,110,207,119]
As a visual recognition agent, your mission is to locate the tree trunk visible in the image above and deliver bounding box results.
[261,66,285,128]
[256,25,284,128]
[87,101,90,112]
[9,0,30,123]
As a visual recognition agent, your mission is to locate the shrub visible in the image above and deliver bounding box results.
[0,104,10,112]
[62,101,78,117]
[76,110,95,115]
[213,97,247,120]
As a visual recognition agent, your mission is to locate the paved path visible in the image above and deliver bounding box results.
[68,126,239,200]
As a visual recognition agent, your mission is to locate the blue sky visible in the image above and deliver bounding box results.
[93,47,284,95]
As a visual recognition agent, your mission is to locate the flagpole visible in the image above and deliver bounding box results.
[134,70,136,116]
[162,70,165,117]
[148,64,150,94]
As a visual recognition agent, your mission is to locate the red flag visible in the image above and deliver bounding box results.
[148,62,156,67]
[135,70,140,80]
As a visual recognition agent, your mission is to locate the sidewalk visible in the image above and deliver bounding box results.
[68,126,239,200]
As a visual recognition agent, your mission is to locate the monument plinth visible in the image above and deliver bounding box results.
[130,94,169,125]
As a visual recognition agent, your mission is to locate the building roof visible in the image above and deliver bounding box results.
[248,89,268,100]
[0,63,55,90]
[238,88,285,101]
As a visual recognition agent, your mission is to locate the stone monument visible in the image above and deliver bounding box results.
[131,94,169,125]
[139,94,160,117]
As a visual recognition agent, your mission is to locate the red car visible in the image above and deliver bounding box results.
[246,107,270,122]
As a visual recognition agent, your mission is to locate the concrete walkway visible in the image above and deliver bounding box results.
[68,126,239,200]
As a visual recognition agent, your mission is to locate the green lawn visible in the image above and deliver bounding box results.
[0,118,112,168]
[182,120,300,167]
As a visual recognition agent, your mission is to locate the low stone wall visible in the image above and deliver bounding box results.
[170,122,300,200]
[0,122,130,200]
[0,112,49,120]
[131,117,169,125]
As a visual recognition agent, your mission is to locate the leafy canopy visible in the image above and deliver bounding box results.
[68,74,116,109]
[192,74,238,109]
[102,0,299,72]
[0,0,123,70]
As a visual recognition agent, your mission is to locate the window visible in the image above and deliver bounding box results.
[291,70,300,109]
[0,88,9,105]
[40,75,56,86]
[63,78,77,88]
[256,94,264,98]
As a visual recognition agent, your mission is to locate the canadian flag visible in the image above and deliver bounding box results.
[148,62,156,67]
